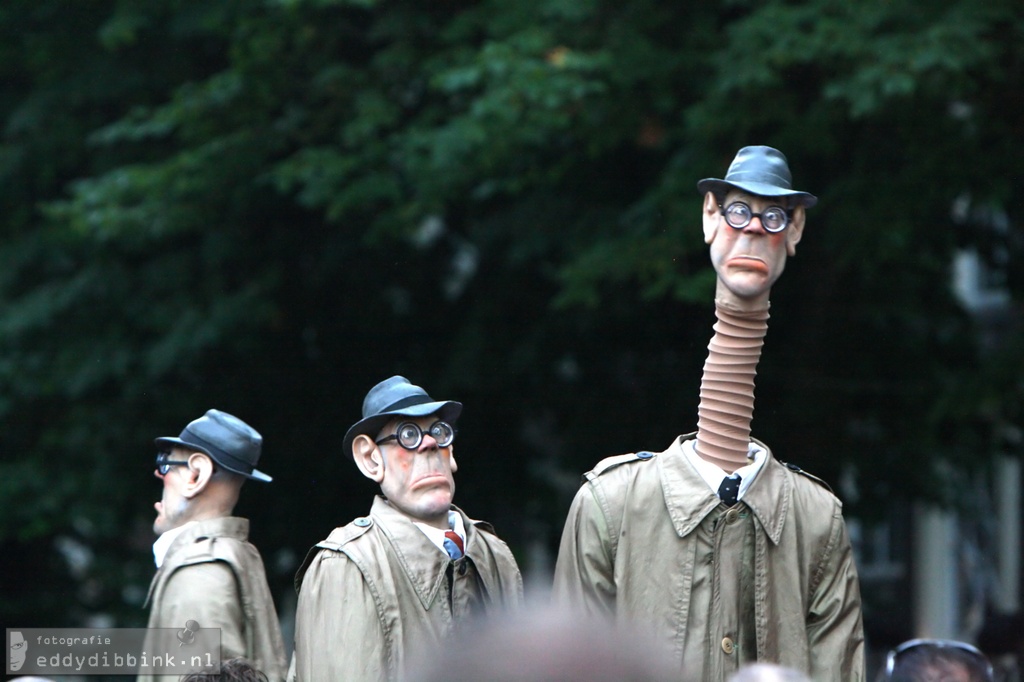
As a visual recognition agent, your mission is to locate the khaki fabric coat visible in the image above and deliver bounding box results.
[553,435,865,682]
[290,496,523,682]
[140,517,288,682]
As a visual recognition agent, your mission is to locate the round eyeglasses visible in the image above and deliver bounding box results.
[375,421,456,450]
[719,202,791,233]
[156,451,190,475]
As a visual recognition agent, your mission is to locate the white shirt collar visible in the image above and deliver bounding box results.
[413,510,466,557]
[682,438,768,501]
[153,521,197,568]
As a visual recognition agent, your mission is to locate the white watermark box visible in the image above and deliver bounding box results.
[8,626,221,676]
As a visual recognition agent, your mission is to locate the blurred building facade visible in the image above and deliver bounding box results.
[855,224,1022,679]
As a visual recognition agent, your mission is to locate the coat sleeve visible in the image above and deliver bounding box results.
[806,507,866,681]
[551,481,618,619]
[292,550,387,682]
[158,561,247,663]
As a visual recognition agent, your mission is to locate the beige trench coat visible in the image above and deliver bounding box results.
[291,496,523,682]
[140,516,288,682]
[553,435,865,681]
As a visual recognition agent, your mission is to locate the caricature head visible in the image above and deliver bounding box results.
[9,631,27,671]
[151,410,272,535]
[345,376,463,530]
[697,146,816,310]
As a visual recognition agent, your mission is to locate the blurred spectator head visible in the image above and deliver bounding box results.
[881,639,993,682]
[407,604,677,682]
[729,662,812,682]
[179,657,268,682]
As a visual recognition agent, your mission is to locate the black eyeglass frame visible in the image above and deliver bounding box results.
[884,638,994,681]
[718,201,792,233]
[156,451,191,475]
[374,421,456,450]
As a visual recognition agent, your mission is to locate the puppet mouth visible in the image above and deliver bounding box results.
[726,257,769,273]
[412,473,451,489]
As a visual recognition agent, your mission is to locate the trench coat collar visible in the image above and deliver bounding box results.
[163,516,250,558]
[369,496,495,611]
[145,516,249,608]
[658,434,790,545]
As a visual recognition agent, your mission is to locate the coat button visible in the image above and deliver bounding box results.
[354,517,371,527]
[458,561,468,575]
[724,508,739,524]
[721,637,735,655]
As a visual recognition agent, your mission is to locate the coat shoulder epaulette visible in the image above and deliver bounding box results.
[780,461,835,495]
[585,450,656,481]
[174,534,247,567]
[317,516,375,551]
[294,517,375,592]
[174,537,217,565]
[468,517,497,536]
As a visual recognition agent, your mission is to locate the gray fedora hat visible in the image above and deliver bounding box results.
[343,376,462,459]
[155,409,272,482]
[697,145,817,207]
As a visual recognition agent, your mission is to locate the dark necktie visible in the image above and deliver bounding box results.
[443,530,464,560]
[718,474,741,507]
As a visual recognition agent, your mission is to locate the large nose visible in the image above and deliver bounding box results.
[418,432,439,452]
[743,214,767,234]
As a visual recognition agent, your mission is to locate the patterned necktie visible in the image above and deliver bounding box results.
[443,530,464,560]
[718,474,742,507]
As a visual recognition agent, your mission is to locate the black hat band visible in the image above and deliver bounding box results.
[376,394,435,415]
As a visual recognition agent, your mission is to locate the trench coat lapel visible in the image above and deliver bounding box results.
[739,443,790,545]
[658,434,790,545]
[371,496,450,611]
[143,517,250,608]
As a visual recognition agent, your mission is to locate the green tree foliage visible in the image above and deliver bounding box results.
[0,0,1020,629]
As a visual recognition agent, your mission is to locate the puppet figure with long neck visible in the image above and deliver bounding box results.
[694,146,815,474]
[552,145,866,680]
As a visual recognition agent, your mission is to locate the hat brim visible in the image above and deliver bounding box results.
[343,400,463,459]
[697,178,818,208]
[154,436,273,482]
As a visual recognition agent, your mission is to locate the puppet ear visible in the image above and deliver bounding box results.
[786,205,806,257]
[353,435,385,484]
[702,192,720,245]
[181,452,215,499]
